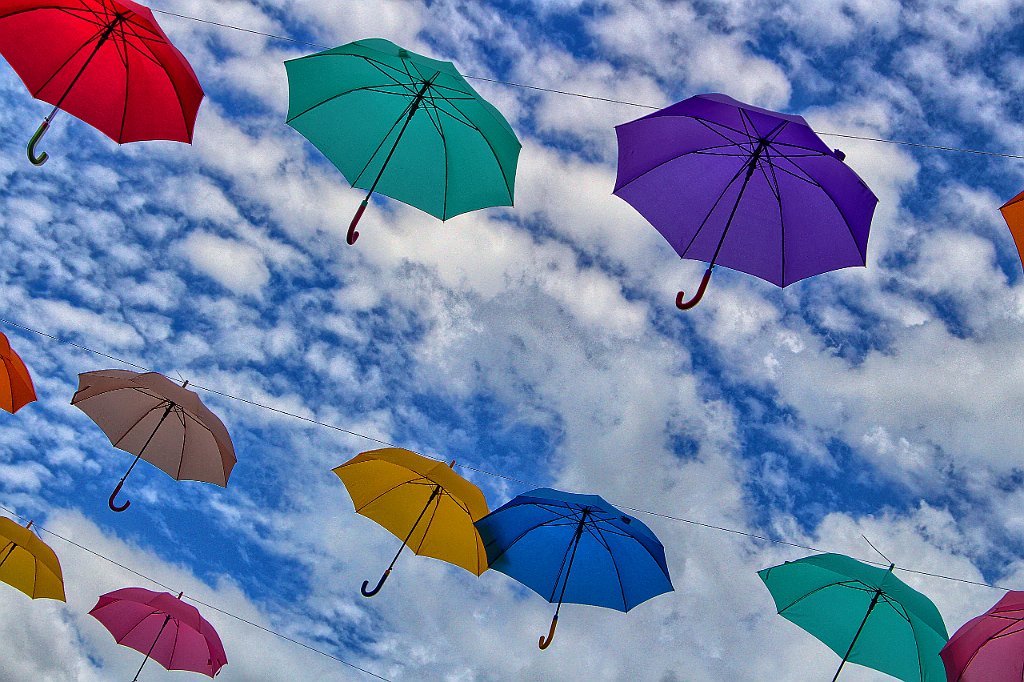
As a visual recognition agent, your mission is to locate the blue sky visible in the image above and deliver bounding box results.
[2,0,1024,680]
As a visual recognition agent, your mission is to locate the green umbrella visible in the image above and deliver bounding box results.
[285,38,521,245]
[758,553,948,681]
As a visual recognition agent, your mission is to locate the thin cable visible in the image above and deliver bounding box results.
[148,6,1024,159]
[0,503,392,681]
[1,317,1016,595]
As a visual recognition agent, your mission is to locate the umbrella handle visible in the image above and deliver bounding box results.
[676,267,713,310]
[27,119,50,166]
[348,200,368,245]
[538,614,558,650]
[108,478,131,512]
[361,568,390,597]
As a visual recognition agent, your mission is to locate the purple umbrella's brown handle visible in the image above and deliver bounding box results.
[108,478,130,512]
[361,568,390,597]
[538,614,558,649]
[676,267,713,310]
[27,119,50,166]
[348,200,368,245]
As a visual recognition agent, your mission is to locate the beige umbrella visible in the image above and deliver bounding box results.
[72,370,236,512]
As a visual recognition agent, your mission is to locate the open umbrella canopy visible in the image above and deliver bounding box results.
[0,331,36,414]
[614,93,877,309]
[0,518,65,601]
[941,590,1024,681]
[333,447,490,596]
[89,587,227,680]
[0,0,204,164]
[1000,189,1024,272]
[72,369,236,512]
[475,488,673,648]
[285,38,521,244]
[759,553,948,681]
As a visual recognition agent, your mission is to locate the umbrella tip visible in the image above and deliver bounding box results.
[398,49,409,59]
[620,516,631,524]
[833,148,846,161]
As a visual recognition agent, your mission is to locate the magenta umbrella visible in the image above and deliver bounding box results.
[941,591,1024,681]
[89,587,227,680]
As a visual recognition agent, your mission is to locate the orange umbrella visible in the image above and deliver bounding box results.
[0,331,36,413]
[1000,189,1024,271]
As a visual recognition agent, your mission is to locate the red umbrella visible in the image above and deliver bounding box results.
[0,331,36,413]
[0,0,204,165]
[942,591,1024,681]
[90,587,227,680]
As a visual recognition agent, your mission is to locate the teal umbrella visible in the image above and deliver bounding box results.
[758,553,948,681]
[285,38,521,245]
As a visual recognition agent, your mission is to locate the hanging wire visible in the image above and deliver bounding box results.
[0,316,1015,594]
[147,7,1024,160]
[0,502,393,681]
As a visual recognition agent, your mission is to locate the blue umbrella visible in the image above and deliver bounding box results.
[475,488,673,649]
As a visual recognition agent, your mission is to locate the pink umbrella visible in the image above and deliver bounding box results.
[89,587,227,680]
[941,591,1024,681]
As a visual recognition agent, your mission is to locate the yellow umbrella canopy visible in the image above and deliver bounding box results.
[333,447,490,597]
[0,518,65,601]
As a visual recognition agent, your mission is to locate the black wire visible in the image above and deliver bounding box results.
[148,7,1024,160]
[0,503,392,681]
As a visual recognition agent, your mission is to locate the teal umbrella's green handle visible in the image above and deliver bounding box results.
[348,199,368,245]
[27,119,50,166]
[538,614,558,649]
[676,267,713,310]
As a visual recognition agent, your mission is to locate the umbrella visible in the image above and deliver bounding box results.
[0,331,37,413]
[474,488,673,649]
[0,517,65,601]
[89,587,227,680]
[333,447,489,596]
[71,369,235,512]
[285,38,521,245]
[1000,190,1024,272]
[614,93,878,309]
[758,553,948,681]
[0,0,203,165]
[941,591,1024,681]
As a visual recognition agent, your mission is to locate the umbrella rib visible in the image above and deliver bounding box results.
[482,516,576,566]
[548,523,581,602]
[29,21,110,98]
[348,93,423,186]
[174,408,188,480]
[584,523,630,610]
[613,132,752,194]
[759,149,787,283]
[285,84,419,123]
[116,21,131,143]
[776,580,870,615]
[420,91,451,218]
[349,475,427,513]
[410,493,443,554]
[678,158,751,260]
[167,617,182,670]
[108,400,172,448]
[115,608,163,644]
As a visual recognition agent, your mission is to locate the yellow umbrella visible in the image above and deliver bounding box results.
[333,447,489,597]
[0,517,65,601]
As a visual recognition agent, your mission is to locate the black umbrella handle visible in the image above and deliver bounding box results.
[676,267,713,310]
[108,477,131,512]
[361,568,390,597]
[538,614,558,649]
[27,119,50,166]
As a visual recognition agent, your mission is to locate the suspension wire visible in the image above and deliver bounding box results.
[147,6,1024,160]
[0,502,393,681]
[0,316,1016,594]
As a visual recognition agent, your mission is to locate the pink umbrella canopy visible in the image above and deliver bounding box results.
[941,591,1024,681]
[89,587,227,679]
[71,369,236,512]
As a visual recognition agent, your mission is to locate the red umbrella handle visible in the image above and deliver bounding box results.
[27,119,50,166]
[348,200,368,245]
[676,267,713,310]
[538,614,558,649]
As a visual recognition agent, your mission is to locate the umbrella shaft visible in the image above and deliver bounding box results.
[132,614,171,682]
[831,586,885,682]
[709,141,766,267]
[363,78,435,200]
[388,485,442,570]
[553,512,589,616]
[48,17,125,116]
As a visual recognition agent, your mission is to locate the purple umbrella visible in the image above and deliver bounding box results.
[614,93,877,309]
[941,591,1024,681]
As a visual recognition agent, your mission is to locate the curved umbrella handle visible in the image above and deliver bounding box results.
[347,199,368,245]
[676,267,713,310]
[108,478,131,512]
[27,119,50,166]
[538,614,558,650]
[361,568,390,597]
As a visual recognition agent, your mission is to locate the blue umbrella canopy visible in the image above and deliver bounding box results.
[475,488,673,649]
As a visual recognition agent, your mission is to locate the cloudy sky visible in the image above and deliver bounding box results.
[1,0,1024,680]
